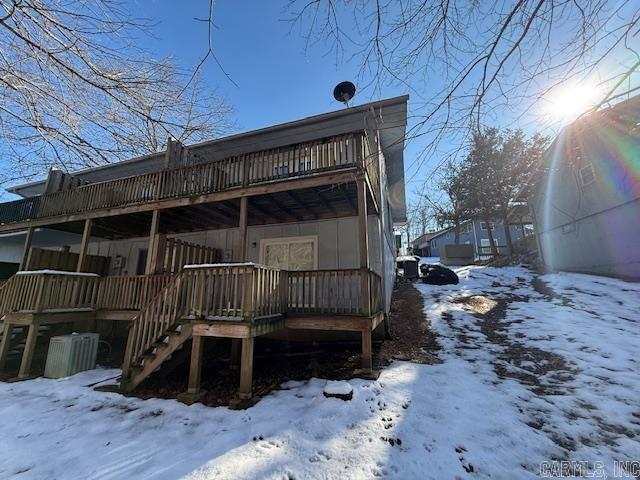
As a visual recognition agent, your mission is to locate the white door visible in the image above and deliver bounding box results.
[261,236,318,308]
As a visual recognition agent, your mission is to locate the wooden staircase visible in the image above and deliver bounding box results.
[120,272,190,392]
[122,323,193,392]
[120,264,287,392]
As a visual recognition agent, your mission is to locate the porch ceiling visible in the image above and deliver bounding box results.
[44,182,374,240]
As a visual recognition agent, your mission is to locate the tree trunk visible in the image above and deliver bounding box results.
[485,217,499,257]
[454,220,460,244]
[502,213,514,255]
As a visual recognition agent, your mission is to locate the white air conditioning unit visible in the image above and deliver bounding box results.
[44,333,99,379]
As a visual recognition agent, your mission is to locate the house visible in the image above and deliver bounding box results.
[412,217,532,259]
[528,96,640,280]
[0,95,408,404]
[410,231,440,257]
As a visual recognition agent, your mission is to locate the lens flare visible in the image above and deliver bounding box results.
[544,83,603,123]
[540,100,640,278]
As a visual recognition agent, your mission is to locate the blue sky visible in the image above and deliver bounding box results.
[128,1,421,194]
[3,1,636,222]
[127,1,637,221]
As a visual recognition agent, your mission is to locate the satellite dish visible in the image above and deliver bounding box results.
[333,81,356,106]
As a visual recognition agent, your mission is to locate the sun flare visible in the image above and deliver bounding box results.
[544,83,603,123]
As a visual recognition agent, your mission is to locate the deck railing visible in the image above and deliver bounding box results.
[0,266,383,318]
[287,268,382,315]
[0,271,100,313]
[0,272,176,315]
[181,264,288,320]
[96,274,173,310]
[0,196,40,225]
[0,133,368,225]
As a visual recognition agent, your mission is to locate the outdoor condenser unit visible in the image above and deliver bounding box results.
[44,333,99,379]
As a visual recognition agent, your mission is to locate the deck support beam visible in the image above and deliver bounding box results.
[187,335,204,394]
[19,227,34,270]
[178,334,205,405]
[238,196,248,262]
[18,324,38,379]
[238,337,254,400]
[76,219,92,272]
[357,175,371,316]
[145,210,161,275]
[0,322,14,371]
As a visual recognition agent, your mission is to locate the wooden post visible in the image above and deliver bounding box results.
[151,233,167,274]
[19,227,35,270]
[361,329,372,372]
[238,336,254,399]
[0,322,14,371]
[145,210,160,275]
[356,175,371,315]
[238,196,248,262]
[76,218,92,272]
[187,335,204,395]
[18,323,38,378]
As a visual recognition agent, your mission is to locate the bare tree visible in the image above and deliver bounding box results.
[0,0,232,188]
[287,0,639,185]
[424,160,473,244]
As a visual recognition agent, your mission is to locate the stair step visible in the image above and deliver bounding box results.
[142,352,156,361]
[152,341,169,349]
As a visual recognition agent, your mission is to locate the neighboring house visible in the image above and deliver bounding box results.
[528,96,640,280]
[412,218,532,259]
[411,231,440,257]
[0,96,408,403]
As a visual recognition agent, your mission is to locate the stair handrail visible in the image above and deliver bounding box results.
[122,271,186,376]
[0,275,18,318]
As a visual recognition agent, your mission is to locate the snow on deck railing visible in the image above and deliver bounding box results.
[16,269,99,276]
[183,262,259,269]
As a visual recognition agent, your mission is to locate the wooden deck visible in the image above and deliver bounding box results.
[0,133,378,231]
[0,128,387,403]
[0,266,384,398]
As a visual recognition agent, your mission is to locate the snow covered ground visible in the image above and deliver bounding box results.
[1,266,639,479]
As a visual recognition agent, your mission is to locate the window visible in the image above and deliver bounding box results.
[480,221,494,231]
[579,163,596,187]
